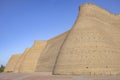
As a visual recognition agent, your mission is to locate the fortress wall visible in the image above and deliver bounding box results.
[4,3,120,75]
[19,48,30,72]
[53,4,120,75]
[20,41,47,73]
[14,48,30,73]
[4,54,21,72]
[35,31,69,72]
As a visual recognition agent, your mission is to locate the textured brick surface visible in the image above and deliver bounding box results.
[20,41,47,73]
[4,54,21,72]
[14,48,30,73]
[53,4,120,75]
[36,31,68,72]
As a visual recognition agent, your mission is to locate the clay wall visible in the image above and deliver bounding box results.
[4,54,21,72]
[53,4,120,75]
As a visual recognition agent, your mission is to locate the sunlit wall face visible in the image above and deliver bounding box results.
[0,0,120,66]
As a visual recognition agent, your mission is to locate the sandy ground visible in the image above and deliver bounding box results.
[0,72,120,80]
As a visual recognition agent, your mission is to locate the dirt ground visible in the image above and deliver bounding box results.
[0,72,120,80]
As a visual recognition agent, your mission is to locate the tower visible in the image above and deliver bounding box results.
[53,4,120,75]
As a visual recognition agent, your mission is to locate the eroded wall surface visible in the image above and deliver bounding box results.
[14,48,30,73]
[35,31,68,72]
[53,4,120,75]
[4,54,21,72]
[20,41,47,73]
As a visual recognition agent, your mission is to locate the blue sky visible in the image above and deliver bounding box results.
[0,0,120,66]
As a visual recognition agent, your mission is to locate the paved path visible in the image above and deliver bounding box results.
[0,72,120,80]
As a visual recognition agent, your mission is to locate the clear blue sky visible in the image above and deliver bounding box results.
[0,0,120,66]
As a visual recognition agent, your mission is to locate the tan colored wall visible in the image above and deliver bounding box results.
[14,48,30,73]
[5,3,120,75]
[20,41,47,73]
[4,54,21,72]
[53,3,120,75]
[35,31,69,72]
[19,48,30,72]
